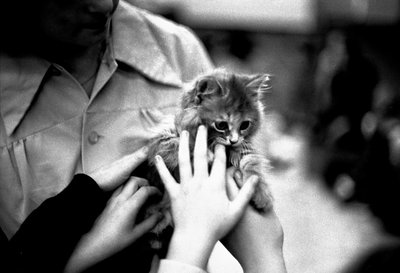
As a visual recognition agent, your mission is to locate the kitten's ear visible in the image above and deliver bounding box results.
[194,76,223,104]
[245,74,272,97]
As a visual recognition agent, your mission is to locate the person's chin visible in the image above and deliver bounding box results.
[75,28,108,47]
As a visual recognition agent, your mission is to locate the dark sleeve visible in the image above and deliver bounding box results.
[9,174,109,273]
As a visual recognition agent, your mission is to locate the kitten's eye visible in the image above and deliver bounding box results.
[214,121,229,132]
[240,121,251,131]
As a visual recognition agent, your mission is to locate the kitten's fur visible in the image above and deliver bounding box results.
[143,69,273,251]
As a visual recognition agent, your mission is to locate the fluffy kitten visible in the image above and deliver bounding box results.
[143,69,273,250]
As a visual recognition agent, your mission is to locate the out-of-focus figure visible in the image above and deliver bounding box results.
[311,29,380,199]
[342,94,400,273]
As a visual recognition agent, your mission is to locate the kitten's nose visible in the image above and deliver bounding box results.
[229,139,238,145]
[229,134,239,145]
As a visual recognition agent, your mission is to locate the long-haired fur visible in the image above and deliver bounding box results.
[143,69,274,252]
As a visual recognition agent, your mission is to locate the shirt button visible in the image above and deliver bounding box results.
[88,131,100,145]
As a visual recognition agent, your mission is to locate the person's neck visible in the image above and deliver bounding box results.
[42,41,105,97]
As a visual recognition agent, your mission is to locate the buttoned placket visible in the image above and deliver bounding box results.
[81,56,118,173]
[47,55,118,174]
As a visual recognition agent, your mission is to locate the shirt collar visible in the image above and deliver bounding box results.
[0,55,51,136]
[1,2,182,136]
[111,2,182,87]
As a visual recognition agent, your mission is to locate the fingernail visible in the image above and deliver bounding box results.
[181,130,189,138]
[155,155,162,162]
[142,146,149,154]
[249,175,259,185]
[216,144,225,151]
[234,170,242,180]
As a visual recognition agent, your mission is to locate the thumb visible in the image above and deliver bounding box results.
[230,176,258,219]
[226,168,240,200]
[154,155,179,197]
[90,146,149,191]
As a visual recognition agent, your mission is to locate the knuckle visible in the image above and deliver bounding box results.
[137,185,158,197]
[137,186,151,196]
[129,176,148,185]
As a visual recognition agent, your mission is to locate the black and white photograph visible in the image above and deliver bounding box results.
[1,1,399,272]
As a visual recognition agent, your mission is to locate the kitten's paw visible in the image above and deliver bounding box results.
[238,153,273,212]
[234,171,273,212]
[251,184,274,212]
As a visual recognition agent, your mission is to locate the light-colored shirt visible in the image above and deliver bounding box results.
[0,1,213,238]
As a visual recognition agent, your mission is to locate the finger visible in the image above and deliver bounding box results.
[130,213,162,240]
[226,168,240,199]
[107,184,125,207]
[117,146,149,175]
[126,186,161,214]
[210,144,226,185]
[234,169,244,187]
[193,125,208,177]
[118,177,149,201]
[179,130,192,184]
[111,184,124,198]
[91,146,149,191]
[154,156,179,196]
[230,176,258,217]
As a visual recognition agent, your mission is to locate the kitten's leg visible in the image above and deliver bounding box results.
[238,153,273,211]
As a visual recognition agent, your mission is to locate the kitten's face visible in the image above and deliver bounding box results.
[210,114,253,147]
[182,70,270,151]
[204,104,259,151]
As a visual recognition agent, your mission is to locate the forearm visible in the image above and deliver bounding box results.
[10,174,107,272]
[165,230,218,270]
[241,248,286,273]
[224,237,286,273]
[222,209,287,273]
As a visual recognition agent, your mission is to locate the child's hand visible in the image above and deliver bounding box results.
[65,177,162,273]
[154,125,257,269]
[223,167,286,273]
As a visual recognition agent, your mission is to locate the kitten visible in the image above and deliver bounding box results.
[142,69,273,251]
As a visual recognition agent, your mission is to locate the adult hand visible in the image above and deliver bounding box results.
[64,177,162,273]
[89,146,149,191]
[222,168,287,273]
[154,125,258,269]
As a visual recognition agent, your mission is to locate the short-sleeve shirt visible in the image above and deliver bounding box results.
[0,2,213,238]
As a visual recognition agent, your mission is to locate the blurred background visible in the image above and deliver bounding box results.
[128,1,400,272]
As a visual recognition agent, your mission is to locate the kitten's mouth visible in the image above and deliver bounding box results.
[213,140,241,150]
[230,142,242,148]
[223,142,242,149]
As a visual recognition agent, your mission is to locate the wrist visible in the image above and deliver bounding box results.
[166,229,218,270]
[242,249,287,273]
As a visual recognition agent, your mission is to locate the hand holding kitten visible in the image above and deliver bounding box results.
[223,168,287,273]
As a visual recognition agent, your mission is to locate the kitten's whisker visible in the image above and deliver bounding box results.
[241,141,254,155]
[241,141,248,151]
